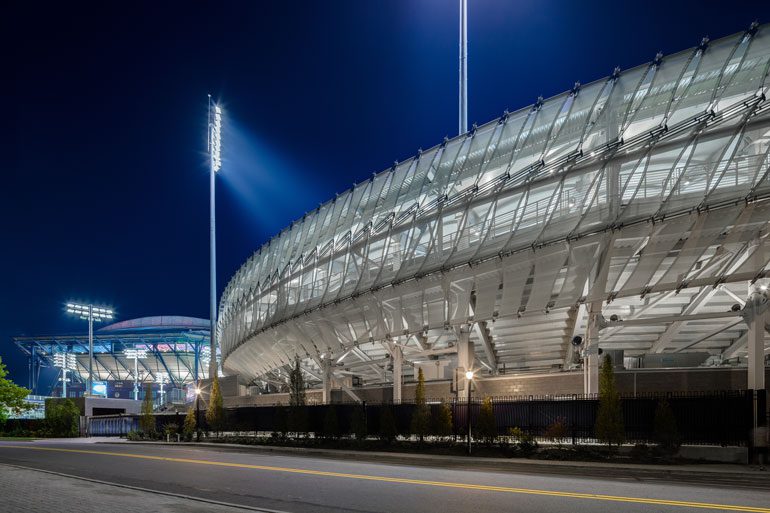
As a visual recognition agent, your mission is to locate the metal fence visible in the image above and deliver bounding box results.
[86,389,763,446]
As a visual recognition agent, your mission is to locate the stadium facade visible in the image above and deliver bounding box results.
[15,316,213,402]
[218,24,770,402]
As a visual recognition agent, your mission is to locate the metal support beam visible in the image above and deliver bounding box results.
[473,321,497,374]
[649,286,721,353]
[585,234,613,395]
[456,324,474,389]
[392,344,403,404]
[322,357,332,404]
[605,310,741,328]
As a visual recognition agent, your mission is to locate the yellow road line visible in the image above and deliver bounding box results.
[0,445,767,513]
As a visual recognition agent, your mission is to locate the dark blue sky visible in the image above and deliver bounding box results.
[3,0,770,387]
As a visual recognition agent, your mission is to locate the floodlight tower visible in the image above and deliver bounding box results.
[53,352,77,398]
[459,0,468,135]
[124,348,148,401]
[66,303,113,395]
[208,95,223,380]
[156,371,168,406]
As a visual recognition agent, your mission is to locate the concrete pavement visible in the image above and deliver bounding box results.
[0,462,275,513]
[1,440,769,513]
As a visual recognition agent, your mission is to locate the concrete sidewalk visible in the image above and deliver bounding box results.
[105,439,770,487]
[0,462,276,513]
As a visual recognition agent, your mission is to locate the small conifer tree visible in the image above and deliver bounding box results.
[433,400,453,439]
[139,384,155,436]
[476,396,497,444]
[595,355,625,449]
[206,376,225,436]
[410,368,430,443]
[183,407,196,441]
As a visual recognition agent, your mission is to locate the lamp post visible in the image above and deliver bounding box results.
[465,370,474,455]
[53,352,77,398]
[208,96,223,381]
[124,348,148,401]
[195,385,202,442]
[156,372,168,407]
[66,303,113,395]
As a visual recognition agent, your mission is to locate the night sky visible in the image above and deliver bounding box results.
[4,0,770,390]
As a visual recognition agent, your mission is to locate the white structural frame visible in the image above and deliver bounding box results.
[219,23,770,399]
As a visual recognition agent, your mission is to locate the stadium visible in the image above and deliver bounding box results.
[217,23,770,404]
[14,316,213,403]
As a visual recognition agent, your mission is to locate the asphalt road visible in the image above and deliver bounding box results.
[0,441,769,513]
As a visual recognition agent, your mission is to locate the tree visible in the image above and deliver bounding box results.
[139,384,155,435]
[595,354,625,449]
[410,368,430,442]
[183,407,196,441]
[287,359,308,436]
[206,376,225,436]
[654,398,680,453]
[350,406,367,440]
[0,357,31,424]
[44,398,79,437]
[476,396,497,444]
[289,358,306,407]
[322,405,340,439]
[433,401,453,439]
[378,406,398,443]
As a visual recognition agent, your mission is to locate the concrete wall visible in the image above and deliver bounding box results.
[81,397,141,416]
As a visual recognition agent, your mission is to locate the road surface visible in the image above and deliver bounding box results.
[0,441,768,513]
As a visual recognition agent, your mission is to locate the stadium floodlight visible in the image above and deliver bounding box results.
[155,371,168,406]
[124,348,148,401]
[207,95,223,383]
[211,104,222,172]
[53,352,77,398]
[66,302,114,396]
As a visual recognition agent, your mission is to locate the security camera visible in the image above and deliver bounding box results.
[571,335,583,347]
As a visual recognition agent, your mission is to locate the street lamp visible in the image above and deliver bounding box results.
[195,385,202,442]
[208,96,223,381]
[124,348,148,401]
[465,370,474,455]
[53,352,77,398]
[156,372,168,407]
[66,302,113,395]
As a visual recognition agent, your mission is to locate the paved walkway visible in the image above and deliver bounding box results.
[0,463,263,512]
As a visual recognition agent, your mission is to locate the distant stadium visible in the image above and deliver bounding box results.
[14,316,213,404]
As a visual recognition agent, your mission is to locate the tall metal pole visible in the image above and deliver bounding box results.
[62,368,68,399]
[88,305,93,396]
[459,0,468,135]
[133,354,139,401]
[209,95,218,380]
[466,376,472,455]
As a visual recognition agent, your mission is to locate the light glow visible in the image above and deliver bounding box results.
[465,370,474,380]
[211,104,222,172]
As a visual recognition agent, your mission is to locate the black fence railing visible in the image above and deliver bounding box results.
[86,389,763,446]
